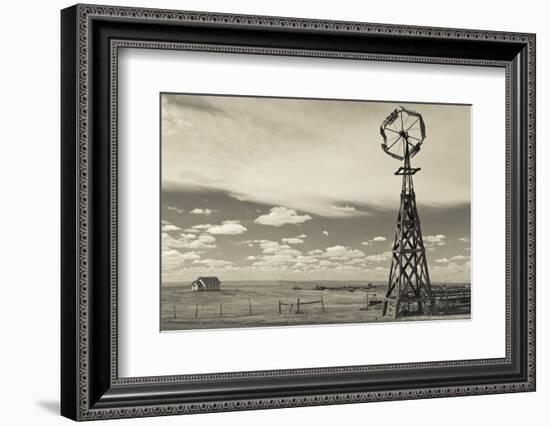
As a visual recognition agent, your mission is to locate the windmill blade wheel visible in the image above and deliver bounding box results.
[380,106,426,161]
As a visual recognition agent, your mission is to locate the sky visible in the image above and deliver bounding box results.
[161,94,471,283]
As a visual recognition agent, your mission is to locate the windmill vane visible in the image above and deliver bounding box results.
[380,106,426,162]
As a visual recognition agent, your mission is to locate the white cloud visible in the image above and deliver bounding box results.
[292,263,306,269]
[242,240,368,271]
[295,255,318,264]
[296,234,307,238]
[252,256,294,267]
[435,254,469,265]
[189,224,209,231]
[190,208,214,215]
[186,235,216,249]
[322,230,329,236]
[330,205,365,216]
[252,252,319,269]
[179,233,197,240]
[365,251,393,262]
[449,254,470,262]
[162,232,216,249]
[334,264,363,272]
[331,205,356,212]
[167,206,185,214]
[162,232,187,248]
[362,235,388,245]
[347,258,367,265]
[183,228,200,233]
[424,234,447,247]
[282,237,304,244]
[432,260,471,282]
[162,249,201,272]
[425,234,446,243]
[162,223,181,232]
[322,245,365,260]
[180,251,201,261]
[372,236,387,242]
[243,239,301,257]
[196,234,216,244]
[458,236,470,242]
[259,241,300,256]
[255,207,312,227]
[190,220,247,235]
[207,222,247,235]
[162,252,183,272]
[194,259,234,268]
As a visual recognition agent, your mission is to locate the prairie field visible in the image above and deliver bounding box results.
[161,280,470,331]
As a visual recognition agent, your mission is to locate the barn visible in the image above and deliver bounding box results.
[191,276,221,291]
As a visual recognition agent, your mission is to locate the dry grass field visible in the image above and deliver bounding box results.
[161,281,470,331]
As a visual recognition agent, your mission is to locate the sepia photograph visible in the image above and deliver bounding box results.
[59,4,536,419]
[160,93,471,331]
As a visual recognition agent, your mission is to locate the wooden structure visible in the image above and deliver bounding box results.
[380,107,434,318]
[279,297,325,314]
[191,276,221,291]
[432,287,471,314]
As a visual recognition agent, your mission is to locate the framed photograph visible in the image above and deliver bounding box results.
[61,4,536,421]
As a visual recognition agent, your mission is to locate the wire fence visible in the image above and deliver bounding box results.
[162,288,470,321]
[163,294,388,321]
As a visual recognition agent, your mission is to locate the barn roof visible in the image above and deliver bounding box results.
[197,276,221,285]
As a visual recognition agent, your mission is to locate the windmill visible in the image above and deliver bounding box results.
[379,106,434,318]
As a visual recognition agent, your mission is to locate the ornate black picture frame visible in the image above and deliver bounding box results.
[61,4,536,421]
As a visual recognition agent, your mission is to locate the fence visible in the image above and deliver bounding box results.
[163,288,468,322]
[357,293,385,311]
[432,287,471,314]
[278,297,325,314]
[167,297,331,320]
[169,297,256,320]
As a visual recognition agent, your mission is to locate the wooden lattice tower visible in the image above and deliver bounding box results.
[379,107,434,318]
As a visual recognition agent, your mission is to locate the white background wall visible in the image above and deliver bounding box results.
[0,0,546,424]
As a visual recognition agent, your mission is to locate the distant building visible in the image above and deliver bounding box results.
[191,276,221,291]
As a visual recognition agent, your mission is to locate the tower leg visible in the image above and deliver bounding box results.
[393,300,399,319]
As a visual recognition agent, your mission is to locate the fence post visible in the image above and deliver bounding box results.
[278,301,281,315]
[366,294,369,311]
[219,302,223,317]
[173,305,176,319]
[297,298,301,314]
[321,296,325,312]
[289,303,293,313]
[195,304,198,318]
[248,297,252,315]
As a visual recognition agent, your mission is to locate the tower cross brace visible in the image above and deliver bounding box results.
[382,139,434,318]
